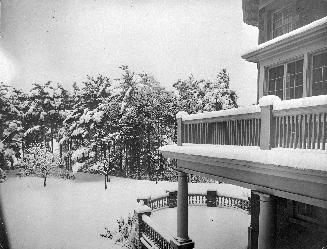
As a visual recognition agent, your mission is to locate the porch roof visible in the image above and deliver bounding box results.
[160,143,327,173]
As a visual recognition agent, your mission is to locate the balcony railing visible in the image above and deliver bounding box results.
[135,190,250,249]
[178,95,327,151]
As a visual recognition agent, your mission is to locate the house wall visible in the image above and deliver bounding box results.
[258,0,327,44]
[274,197,327,249]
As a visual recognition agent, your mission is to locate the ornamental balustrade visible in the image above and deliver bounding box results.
[135,190,250,249]
[178,95,327,150]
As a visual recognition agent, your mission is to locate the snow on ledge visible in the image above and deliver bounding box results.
[243,16,327,55]
[160,144,327,172]
[176,111,188,119]
[182,105,260,121]
[273,95,327,111]
[259,95,281,107]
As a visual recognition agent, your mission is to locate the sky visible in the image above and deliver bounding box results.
[0,0,258,105]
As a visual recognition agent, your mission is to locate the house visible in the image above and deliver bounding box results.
[142,1,327,249]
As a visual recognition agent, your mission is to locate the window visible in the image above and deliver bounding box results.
[272,6,295,38]
[312,51,327,96]
[294,202,325,225]
[267,59,303,100]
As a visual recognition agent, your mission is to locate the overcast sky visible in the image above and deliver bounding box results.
[0,0,258,105]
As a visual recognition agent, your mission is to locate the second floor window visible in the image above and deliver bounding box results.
[272,6,295,38]
[268,59,303,100]
[312,51,327,96]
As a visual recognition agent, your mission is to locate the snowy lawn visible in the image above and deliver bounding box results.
[0,173,250,249]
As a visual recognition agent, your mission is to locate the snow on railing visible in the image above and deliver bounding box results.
[139,190,250,212]
[142,215,175,249]
[176,95,327,150]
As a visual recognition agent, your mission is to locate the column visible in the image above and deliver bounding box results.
[256,192,276,249]
[177,170,189,240]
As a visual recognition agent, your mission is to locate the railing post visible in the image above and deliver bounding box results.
[259,96,280,150]
[207,190,217,207]
[168,190,178,208]
[135,205,152,249]
[176,111,188,146]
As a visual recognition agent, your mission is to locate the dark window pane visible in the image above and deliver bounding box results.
[287,62,295,74]
[312,82,322,96]
[295,60,303,73]
[277,66,284,77]
[286,74,291,88]
[269,68,276,79]
[295,73,303,87]
[313,68,322,82]
[295,86,303,98]
[323,67,327,81]
[268,80,275,91]
[276,78,283,90]
[313,52,327,68]
[285,88,290,100]
[313,53,323,68]
[276,90,283,99]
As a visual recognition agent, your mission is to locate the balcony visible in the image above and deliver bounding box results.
[153,95,327,249]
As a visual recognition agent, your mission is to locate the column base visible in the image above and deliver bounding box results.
[170,238,194,249]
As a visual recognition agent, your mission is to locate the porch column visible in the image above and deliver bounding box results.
[256,192,276,249]
[177,170,189,240]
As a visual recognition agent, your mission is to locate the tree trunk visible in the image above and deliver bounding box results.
[104,175,107,190]
[44,176,47,187]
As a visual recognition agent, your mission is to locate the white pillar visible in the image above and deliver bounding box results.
[256,192,276,249]
[177,171,189,240]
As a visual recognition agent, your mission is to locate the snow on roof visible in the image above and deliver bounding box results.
[160,144,327,172]
[182,105,260,121]
[274,95,327,111]
[243,16,327,56]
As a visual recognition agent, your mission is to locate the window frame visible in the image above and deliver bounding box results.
[266,57,304,100]
[271,4,295,39]
[310,50,327,97]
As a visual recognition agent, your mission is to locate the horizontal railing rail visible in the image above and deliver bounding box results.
[177,95,327,151]
[138,190,250,212]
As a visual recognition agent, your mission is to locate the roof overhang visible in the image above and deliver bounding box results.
[242,16,327,63]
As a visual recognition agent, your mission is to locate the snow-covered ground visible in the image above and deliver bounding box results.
[0,173,250,249]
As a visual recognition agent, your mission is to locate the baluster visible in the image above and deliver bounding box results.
[254,119,257,146]
[312,114,316,149]
[322,113,326,150]
[247,120,250,146]
[275,117,280,147]
[183,124,187,143]
[241,120,244,145]
[297,115,302,149]
[281,116,285,147]
[317,114,321,149]
[294,115,298,148]
[200,123,203,144]
[307,114,312,149]
[302,115,306,149]
[289,116,293,148]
